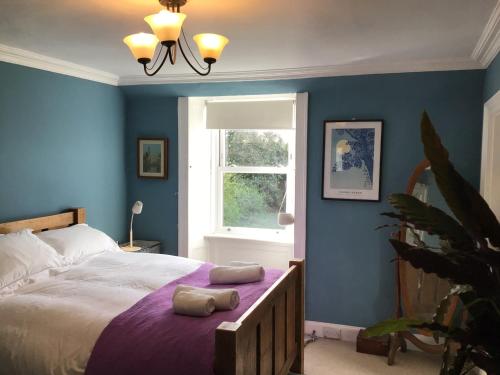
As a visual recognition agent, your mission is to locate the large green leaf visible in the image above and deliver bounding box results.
[444,251,500,284]
[467,250,500,268]
[380,211,405,220]
[390,239,495,294]
[364,318,424,337]
[433,292,454,326]
[388,193,475,251]
[413,322,470,343]
[421,112,500,248]
[460,291,500,333]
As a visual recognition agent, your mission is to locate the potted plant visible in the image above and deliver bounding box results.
[365,113,500,374]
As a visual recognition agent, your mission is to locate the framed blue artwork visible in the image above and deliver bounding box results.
[322,120,383,201]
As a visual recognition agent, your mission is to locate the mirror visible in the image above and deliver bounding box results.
[400,161,453,322]
[387,160,459,364]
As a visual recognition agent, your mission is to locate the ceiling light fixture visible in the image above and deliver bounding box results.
[123,0,229,77]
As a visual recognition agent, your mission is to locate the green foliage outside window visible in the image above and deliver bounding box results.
[222,130,290,229]
[225,130,288,167]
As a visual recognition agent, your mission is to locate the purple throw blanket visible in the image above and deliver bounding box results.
[85,263,283,375]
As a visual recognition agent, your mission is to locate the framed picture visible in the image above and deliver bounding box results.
[322,120,383,201]
[137,138,168,179]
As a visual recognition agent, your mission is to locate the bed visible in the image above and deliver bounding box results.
[0,208,304,375]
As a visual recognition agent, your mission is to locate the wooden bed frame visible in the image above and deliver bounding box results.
[0,208,305,375]
[0,208,86,234]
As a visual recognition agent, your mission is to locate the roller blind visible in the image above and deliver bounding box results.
[205,100,295,129]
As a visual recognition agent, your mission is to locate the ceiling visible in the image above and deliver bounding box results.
[0,0,497,83]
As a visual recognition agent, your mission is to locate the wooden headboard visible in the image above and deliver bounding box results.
[0,208,86,234]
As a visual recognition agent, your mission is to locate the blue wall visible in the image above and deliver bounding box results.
[0,62,127,241]
[122,70,485,327]
[125,96,179,253]
[0,59,486,327]
[484,53,500,101]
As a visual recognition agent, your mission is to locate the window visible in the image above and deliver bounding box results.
[215,129,295,235]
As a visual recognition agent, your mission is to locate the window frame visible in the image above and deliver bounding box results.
[213,128,295,239]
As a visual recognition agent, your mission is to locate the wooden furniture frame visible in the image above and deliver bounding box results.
[0,209,305,375]
[0,208,86,234]
[216,259,305,375]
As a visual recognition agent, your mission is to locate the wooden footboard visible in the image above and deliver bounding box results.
[215,259,305,375]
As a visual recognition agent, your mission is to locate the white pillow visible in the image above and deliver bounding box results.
[37,224,120,264]
[0,229,62,289]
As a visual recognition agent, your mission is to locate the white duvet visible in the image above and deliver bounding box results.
[0,252,202,375]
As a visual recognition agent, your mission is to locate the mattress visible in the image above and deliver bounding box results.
[0,252,201,375]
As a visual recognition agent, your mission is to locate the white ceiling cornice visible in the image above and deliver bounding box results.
[0,44,119,86]
[0,44,486,88]
[0,42,483,87]
[118,57,483,86]
[472,0,500,67]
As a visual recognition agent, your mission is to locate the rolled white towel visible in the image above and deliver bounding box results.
[209,265,265,285]
[229,261,260,267]
[174,285,240,310]
[173,291,215,317]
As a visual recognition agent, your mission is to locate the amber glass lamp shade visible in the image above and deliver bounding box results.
[193,33,229,63]
[145,10,187,44]
[123,33,159,63]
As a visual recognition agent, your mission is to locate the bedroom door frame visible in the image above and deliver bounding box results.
[177,93,308,260]
[481,90,500,218]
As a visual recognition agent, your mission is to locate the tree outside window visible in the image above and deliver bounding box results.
[219,130,294,231]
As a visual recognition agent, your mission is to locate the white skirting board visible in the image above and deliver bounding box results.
[305,321,362,343]
[305,320,444,350]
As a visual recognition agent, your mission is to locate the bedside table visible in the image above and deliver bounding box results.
[120,240,161,254]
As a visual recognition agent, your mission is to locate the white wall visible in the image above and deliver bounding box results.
[481,90,500,223]
[489,112,500,218]
[186,98,212,261]
[205,236,293,270]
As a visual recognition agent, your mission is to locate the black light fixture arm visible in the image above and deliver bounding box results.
[177,38,213,76]
[168,44,176,65]
[141,40,211,77]
[143,47,170,76]
[142,42,179,77]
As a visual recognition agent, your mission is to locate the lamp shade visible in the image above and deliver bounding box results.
[193,33,229,62]
[145,10,186,43]
[123,33,159,62]
[132,201,143,215]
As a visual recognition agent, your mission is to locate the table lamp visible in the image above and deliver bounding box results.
[125,201,143,251]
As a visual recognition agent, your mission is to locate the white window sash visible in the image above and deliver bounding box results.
[219,166,290,174]
[214,129,295,237]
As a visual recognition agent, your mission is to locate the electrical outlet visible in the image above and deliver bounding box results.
[323,326,341,340]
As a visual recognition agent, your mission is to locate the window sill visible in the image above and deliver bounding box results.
[204,232,293,245]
